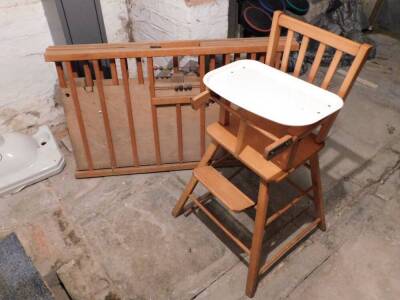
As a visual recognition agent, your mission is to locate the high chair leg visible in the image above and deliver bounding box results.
[246,180,270,298]
[310,153,326,231]
[172,142,219,217]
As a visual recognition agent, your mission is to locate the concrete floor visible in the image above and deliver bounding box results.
[1,33,400,300]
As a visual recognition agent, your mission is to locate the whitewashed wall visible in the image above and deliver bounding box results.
[100,0,131,42]
[128,0,228,69]
[129,0,228,41]
[0,0,62,133]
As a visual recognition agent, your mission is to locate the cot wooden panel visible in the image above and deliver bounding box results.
[46,37,298,178]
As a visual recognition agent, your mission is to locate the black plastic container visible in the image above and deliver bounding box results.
[285,0,309,16]
[242,6,273,35]
[258,0,286,14]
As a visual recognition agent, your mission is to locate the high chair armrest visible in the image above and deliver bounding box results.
[264,135,294,160]
[191,90,211,110]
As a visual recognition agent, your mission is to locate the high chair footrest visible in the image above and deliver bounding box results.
[193,166,255,212]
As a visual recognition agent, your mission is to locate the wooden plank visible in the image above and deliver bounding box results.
[200,105,206,155]
[120,58,139,165]
[293,36,310,77]
[45,43,294,62]
[198,54,206,155]
[55,62,66,88]
[151,96,191,106]
[136,58,144,84]
[265,186,312,226]
[266,11,284,66]
[147,57,161,164]
[280,29,294,72]
[235,119,247,155]
[65,62,93,169]
[147,57,155,97]
[246,180,269,297]
[47,37,289,51]
[190,90,210,110]
[307,43,326,83]
[172,142,219,217]
[176,104,183,161]
[209,55,216,70]
[194,166,255,211]
[110,58,119,85]
[274,52,282,68]
[310,154,326,230]
[191,195,250,254]
[321,50,343,89]
[279,14,360,55]
[337,44,372,99]
[259,218,320,275]
[92,60,117,168]
[218,99,230,126]
[173,56,179,72]
[45,37,298,62]
[83,62,93,87]
[224,53,231,65]
[182,103,203,162]
[151,106,161,164]
[199,55,206,91]
[76,161,199,178]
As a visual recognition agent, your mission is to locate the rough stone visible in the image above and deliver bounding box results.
[57,258,113,300]
[288,194,400,300]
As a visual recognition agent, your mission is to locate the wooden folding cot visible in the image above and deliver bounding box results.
[45,37,298,178]
[172,11,372,298]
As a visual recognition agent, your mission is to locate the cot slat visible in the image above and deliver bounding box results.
[176,104,183,162]
[121,58,140,165]
[65,61,93,170]
[93,60,117,168]
[147,57,161,164]
[136,58,144,84]
[110,58,119,85]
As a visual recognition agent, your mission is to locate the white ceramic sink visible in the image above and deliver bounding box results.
[0,126,65,196]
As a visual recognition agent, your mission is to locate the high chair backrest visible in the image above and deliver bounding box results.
[265,11,372,142]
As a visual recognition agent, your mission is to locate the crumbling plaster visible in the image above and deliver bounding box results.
[0,0,62,133]
[129,0,228,41]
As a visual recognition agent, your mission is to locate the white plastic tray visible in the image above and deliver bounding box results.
[203,60,343,126]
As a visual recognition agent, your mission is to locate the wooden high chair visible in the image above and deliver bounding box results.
[172,11,371,298]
